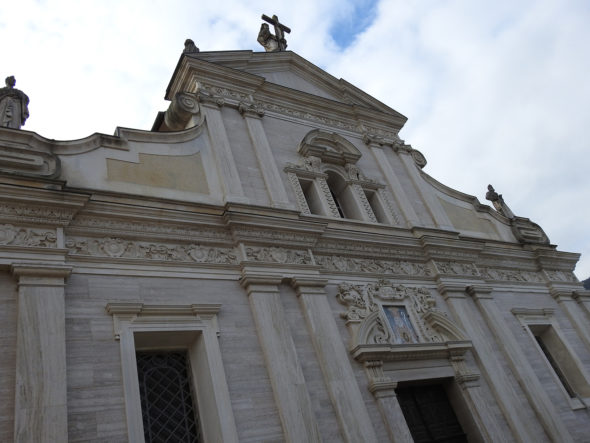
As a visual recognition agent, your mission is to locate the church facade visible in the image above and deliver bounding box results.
[1,27,590,443]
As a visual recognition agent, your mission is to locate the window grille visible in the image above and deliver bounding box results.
[136,351,201,443]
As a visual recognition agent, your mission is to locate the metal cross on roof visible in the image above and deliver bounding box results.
[258,14,291,52]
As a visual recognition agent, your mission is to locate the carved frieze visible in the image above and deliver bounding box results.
[316,254,431,277]
[244,246,312,265]
[0,202,77,226]
[544,270,578,283]
[433,260,480,277]
[231,226,318,246]
[479,266,544,283]
[315,240,424,259]
[68,216,231,242]
[66,236,238,264]
[0,224,57,248]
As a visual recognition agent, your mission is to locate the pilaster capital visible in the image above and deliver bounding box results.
[291,276,328,296]
[437,280,469,299]
[11,262,72,287]
[196,90,225,108]
[11,262,72,279]
[465,285,494,300]
[572,289,590,302]
[239,272,282,295]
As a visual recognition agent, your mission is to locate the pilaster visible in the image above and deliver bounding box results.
[398,150,453,230]
[239,102,291,209]
[551,288,590,351]
[11,262,72,443]
[466,285,574,443]
[292,278,378,443]
[364,363,413,443]
[367,143,418,227]
[439,282,543,443]
[200,96,247,203]
[240,274,321,443]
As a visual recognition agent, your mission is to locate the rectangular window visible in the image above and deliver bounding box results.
[396,384,467,443]
[299,179,325,215]
[529,324,590,402]
[136,351,202,442]
[364,189,389,223]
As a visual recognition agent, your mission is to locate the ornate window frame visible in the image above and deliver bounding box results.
[106,303,238,443]
[285,129,397,223]
[512,307,590,410]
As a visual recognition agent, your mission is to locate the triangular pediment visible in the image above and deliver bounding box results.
[165,50,406,126]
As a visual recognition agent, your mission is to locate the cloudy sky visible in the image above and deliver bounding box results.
[2,0,589,279]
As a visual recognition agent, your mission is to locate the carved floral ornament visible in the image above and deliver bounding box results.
[336,280,471,359]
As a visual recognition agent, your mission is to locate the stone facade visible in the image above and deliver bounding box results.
[0,47,589,442]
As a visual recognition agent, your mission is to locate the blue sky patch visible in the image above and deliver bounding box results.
[329,0,379,49]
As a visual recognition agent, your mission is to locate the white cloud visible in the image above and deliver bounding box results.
[2,0,589,279]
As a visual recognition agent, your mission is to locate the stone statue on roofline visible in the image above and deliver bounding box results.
[486,184,515,219]
[486,184,550,245]
[257,14,291,52]
[0,76,29,129]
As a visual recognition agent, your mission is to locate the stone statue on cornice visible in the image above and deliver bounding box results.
[0,76,29,129]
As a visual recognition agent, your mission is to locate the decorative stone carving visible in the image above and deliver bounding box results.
[0,203,77,226]
[66,236,238,264]
[0,143,61,178]
[238,101,265,118]
[411,149,427,168]
[0,76,29,129]
[336,280,445,344]
[0,224,57,247]
[244,246,312,264]
[511,217,550,245]
[315,240,423,259]
[434,260,480,277]
[479,267,544,283]
[163,92,200,130]
[258,14,291,52]
[194,84,225,108]
[316,254,431,277]
[317,177,342,218]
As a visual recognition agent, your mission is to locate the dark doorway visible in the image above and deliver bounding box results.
[396,384,468,443]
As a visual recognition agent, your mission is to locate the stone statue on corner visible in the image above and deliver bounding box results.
[0,76,29,129]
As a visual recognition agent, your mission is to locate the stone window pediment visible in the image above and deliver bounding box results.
[297,129,361,165]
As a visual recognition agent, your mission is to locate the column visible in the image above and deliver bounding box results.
[440,283,544,443]
[200,97,247,203]
[466,285,573,443]
[368,143,419,227]
[293,279,378,443]
[239,103,291,209]
[11,262,72,443]
[241,275,321,443]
